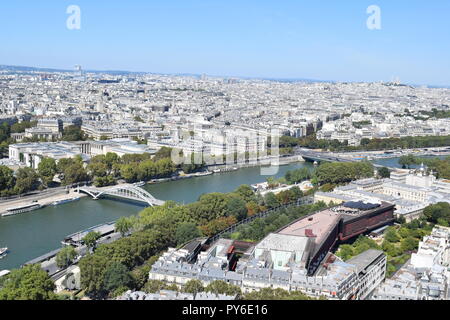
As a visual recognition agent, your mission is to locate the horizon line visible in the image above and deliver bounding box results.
[1,63,449,89]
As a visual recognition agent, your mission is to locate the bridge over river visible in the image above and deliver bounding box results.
[296,149,398,170]
[78,184,165,206]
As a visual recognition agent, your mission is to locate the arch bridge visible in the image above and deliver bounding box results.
[78,184,165,206]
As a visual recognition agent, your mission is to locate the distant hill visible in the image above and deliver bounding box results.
[0,64,143,76]
[0,64,448,88]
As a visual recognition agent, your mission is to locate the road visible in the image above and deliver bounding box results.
[40,232,123,280]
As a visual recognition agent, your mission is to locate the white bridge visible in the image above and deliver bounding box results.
[78,184,165,206]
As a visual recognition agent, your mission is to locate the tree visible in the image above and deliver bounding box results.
[0,165,15,196]
[0,264,57,300]
[337,245,354,261]
[153,147,173,162]
[264,192,280,209]
[14,167,40,194]
[205,280,241,296]
[115,217,133,237]
[78,253,110,298]
[183,279,204,294]
[83,231,102,251]
[377,167,391,179]
[38,158,57,186]
[400,237,419,252]
[226,196,248,221]
[143,280,169,293]
[244,288,312,300]
[56,246,78,269]
[423,202,450,225]
[246,201,261,216]
[175,223,201,246]
[233,185,256,203]
[103,262,133,295]
[199,216,237,237]
[87,160,108,178]
[384,227,400,243]
[285,168,311,185]
[399,154,417,169]
[120,164,139,183]
[62,125,86,141]
[56,157,88,185]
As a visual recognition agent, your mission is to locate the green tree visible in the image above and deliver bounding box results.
[337,244,354,261]
[37,158,57,187]
[61,161,88,185]
[143,280,169,293]
[103,262,133,295]
[14,167,40,194]
[120,164,139,183]
[226,196,248,221]
[0,264,57,300]
[377,167,391,179]
[183,279,204,294]
[264,192,280,209]
[115,217,133,237]
[399,154,417,169]
[83,231,102,251]
[78,253,110,298]
[56,246,78,269]
[0,165,15,196]
[384,227,400,243]
[400,237,419,252]
[175,223,201,246]
[244,288,312,300]
[205,280,241,296]
[423,203,450,225]
[233,185,256,203]
[62,125,86,141]
[152,147,173,162]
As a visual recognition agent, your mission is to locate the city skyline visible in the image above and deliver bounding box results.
[1,1,450,86]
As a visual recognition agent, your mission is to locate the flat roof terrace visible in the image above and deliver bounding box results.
[277,209,341,245]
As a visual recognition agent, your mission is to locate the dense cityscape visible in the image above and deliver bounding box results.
[0,64,449,302]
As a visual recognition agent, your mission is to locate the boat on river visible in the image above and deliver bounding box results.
[0,247,8,259]
[1,203,43,217]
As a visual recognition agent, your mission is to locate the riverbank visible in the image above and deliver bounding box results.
[0,190,86,217]
[146,155,305,185]
[334,147,450,161]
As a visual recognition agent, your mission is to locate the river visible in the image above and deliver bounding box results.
[371,155,448,169]
[0,162,313,270]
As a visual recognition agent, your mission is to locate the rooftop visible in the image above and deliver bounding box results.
[278,209,341,245]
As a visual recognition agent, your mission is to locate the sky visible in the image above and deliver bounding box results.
[0,0,449,86]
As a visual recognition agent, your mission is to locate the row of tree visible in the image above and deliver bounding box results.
[312,161,374,185]
[0,147,185,196]
[279,134,450,152]
[227,202,328,243]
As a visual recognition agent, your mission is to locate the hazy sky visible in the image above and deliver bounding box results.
[1,0,449,86]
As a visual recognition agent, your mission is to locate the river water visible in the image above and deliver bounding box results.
[371,155,448,169]
[0,162,313,270]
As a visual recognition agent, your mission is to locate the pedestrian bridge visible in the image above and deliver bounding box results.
[78,184,165,206]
